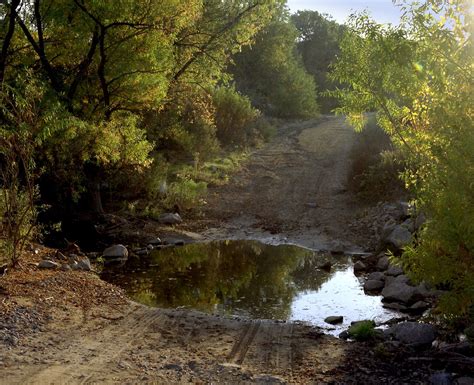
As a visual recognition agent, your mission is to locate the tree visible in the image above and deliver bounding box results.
[230,9,319,118]
[330,0,473,317]
[0,0,281,223]
[291,10,345,112]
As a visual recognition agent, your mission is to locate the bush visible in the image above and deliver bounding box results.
[213,86,260,147]
[348,320,376,341]
[347,116,406,201]
[348,116,404,201]
[163,178,207,211]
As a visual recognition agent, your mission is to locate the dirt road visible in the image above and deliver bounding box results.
[196,116,374,251]
[0,117,431,384]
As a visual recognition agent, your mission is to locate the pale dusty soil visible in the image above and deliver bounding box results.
[188,116,377,251]
[0,117,435,384]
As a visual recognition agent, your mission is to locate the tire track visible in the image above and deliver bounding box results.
[227,321,261,365]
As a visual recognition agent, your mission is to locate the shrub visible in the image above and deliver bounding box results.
[213,86,259,147]
[348,320,376,341]
[163,178,207,211]
[347,116,406,201]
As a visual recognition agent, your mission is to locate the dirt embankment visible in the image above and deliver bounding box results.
[0,117,436,384]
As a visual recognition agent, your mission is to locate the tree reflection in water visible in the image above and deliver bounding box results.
[102,240,349,320]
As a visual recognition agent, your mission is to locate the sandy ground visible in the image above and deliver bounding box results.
[0,117,436,384]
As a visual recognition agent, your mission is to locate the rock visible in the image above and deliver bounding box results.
[147,237,162,245]
[163,363,182,371]
[37,260,59,269]
[386,264,404,276]
[68,255,79,265]
[70,262,81,270]
[409,301,430,313]
[324,316,343,325]
[318,261,332,271]
[136,249,149,256]
[388,322,436,348]
[338,330,349,339]
[377,256,390,271]
[76,258,91,271]
[158,213,182,225]
[55,251,67,261]
[398,201,412,219]
[103,244,128,260]
[385,225,412,250]
[61,263,72,271]
[368,272,385,281]
[414,212,427,230]
[430,372,453,385]
[456,377,474,385]
[401,218,415,233]
[383,302,409,312]
[364,280,385,293]
[382,282,422,304]
[146,244,154,250]
[385,274,410,287]
[353,261,367,274]
[174,240,185,246]
[253,374,285,384]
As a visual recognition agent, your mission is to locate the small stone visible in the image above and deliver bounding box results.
[103,244,128,259]
[61,263,72,271]
[430,372,453,385]
[383,302,409,312]
[386,265,404,276]
[76,258,91,271]
[338,330,349,339]
[353,261,367,274]
[158,213,182,225]
[146,244,154,250]
[409,301,430,312]
[318,261,332,271]
[136,249,148,256]
[55,251,67,261]
[163,363,182,371]
[456,377,474,385]
[147,237,162,245]
[37,260,59,269]
[377,256,390,271]
[368,272,385,281]
[324,316,343,325]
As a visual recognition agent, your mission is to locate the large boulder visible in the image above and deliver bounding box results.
[382,281,422,304]
[158,213,182,225]
[388,322,436,349]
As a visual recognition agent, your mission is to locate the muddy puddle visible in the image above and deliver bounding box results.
[101,240,398,335]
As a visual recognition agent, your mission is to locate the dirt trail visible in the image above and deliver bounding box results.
[1,302,349,384]
[196,116,372,251]
[0,117,428,384]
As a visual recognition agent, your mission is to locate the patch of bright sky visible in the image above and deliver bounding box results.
[286,0,403,25]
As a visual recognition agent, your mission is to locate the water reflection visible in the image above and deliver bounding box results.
[101,240,396,332]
